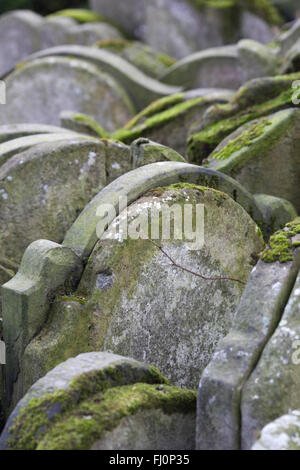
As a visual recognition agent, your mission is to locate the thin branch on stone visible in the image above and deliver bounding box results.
[148,239,246,286]
[0,263,15,279]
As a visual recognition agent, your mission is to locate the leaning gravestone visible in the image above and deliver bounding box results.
[206,108,300,212]
[196,218,300,450]
[241,263,300,449]
[0,56,135,130]
[0,352,196,450]
[2,161,265,408]
[0,124,78,144]
[26,45,183,110]
[21,183,263,394]
[113,89,234,157]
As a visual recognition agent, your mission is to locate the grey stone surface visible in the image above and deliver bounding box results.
[69,186,263,389]
[0,351,168,449]
[0,132,82,168]
[160,45,241,89]
[131,139,187,168]
[0,124,78,144]
[62,161,262,260]
[91,409,196,450]
[69,22,123,46]
[252,411,300,450]
[196,250,300,450]
[237,39,279,83]
[208,109,300,212]
[1,56,135,130]
[0,10,43,77]
[241,269,300,449]
[27,45,183,110]
[254,193,298,237]
[0,139,106,279]
[2,240,82,411]
[278,18,300,56]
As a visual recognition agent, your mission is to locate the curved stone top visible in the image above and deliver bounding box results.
[160,45,239,87]
[25,45,183,109]
[0,351,166,450]
[0,132,92,168]
[0,124,79,144]
[63,161,261,260]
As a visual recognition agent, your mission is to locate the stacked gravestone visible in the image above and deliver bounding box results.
[0,352,196,450]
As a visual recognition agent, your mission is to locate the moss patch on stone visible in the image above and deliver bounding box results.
[113,95,204,144]
[37,384,196,450]
[73,114,109,138]
[260,217,300,263]
[47,9,106,24]
[210,118,272,161]
[7,366,170,450]
[187,79,300,162]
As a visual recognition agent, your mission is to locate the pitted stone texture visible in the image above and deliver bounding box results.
[196,251,300,450]
[252,411,300,450]
[0,56,134,130]
[71,187,263,389]
[241,269,300,449]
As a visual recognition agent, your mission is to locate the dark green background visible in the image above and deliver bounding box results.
[0,1,87,15]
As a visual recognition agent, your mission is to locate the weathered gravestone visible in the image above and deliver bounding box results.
[252,411,300,450]
[241,261,300,449]
[187,72,300,162]
[0,123,78,144]
[0,56,135,130]
[112,89,234,157]
[0,352,196,450]
[196,218,300,449]
[0,10,124,77]
[94,39,176,79]
[1,161,265,409]
[90,0,276,58]
[0,10,42,77]
[206,108,300,212]
[26,45,183,110]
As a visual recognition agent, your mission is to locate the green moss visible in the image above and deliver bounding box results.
[47,9,106,24]
[7,364,170,450]
[37,384,196,450]
[187,83,299,163]
[187,0,282,24]
[95,38,131,53]
[73,114,109,138]
[211,118,272,160]
[113,95,204,144]
[260,218,300,263]
[57,294,88,305]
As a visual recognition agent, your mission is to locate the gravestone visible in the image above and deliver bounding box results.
[196,219,300,450]
[207,109,300,212]
[0,352,196,450]
[113,90,233,157]
[1,161,264,407]
[241,265,300,449]
[0,56,134,130]
[0,10,43,77]
[23,184,263,392]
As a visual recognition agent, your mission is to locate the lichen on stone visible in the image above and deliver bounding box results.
[47,9,106,24]
[260,217,300,263]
